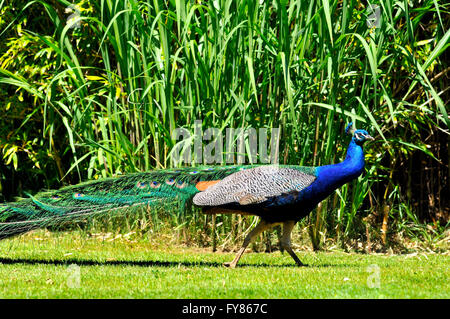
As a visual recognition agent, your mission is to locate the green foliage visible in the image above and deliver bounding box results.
[0,0,448,249]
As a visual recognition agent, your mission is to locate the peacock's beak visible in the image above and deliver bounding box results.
[364,134,375,141]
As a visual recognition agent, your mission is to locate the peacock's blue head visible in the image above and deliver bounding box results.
[345,123,374,145]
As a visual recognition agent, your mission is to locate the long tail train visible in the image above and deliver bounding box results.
[0,166,245,240]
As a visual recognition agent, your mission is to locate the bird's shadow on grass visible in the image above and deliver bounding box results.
[0,257,328,268]
[0,257,354,268]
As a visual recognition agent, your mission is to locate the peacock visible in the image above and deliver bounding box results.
[0,123,373,267]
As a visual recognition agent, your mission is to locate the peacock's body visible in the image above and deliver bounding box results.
[0,123,373,267]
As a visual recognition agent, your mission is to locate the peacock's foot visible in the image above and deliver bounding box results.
[223,261,236,269]
[293,259,308,267]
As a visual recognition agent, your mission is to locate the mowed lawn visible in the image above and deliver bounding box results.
[0,231,448,299]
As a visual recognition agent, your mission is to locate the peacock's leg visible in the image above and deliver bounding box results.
[281,220,305,266]
[223,219,273,269]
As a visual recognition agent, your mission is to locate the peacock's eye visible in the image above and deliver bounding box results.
[136,182,148,189]
[150,181,161,188]
[176,180,186,189]
[166,178,175,185]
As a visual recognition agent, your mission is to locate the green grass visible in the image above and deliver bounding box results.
[0,231,448,298]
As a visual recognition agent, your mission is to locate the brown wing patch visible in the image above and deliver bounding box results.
[237,193,267,205]
[196,180,221,191]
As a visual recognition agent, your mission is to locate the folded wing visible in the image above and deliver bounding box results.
[193,166,316,206]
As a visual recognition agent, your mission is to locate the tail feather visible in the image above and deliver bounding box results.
[0,166,247,239]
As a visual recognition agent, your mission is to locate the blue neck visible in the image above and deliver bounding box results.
[340,139,366,180]
[263,138,366,212]
[313,139,365,198]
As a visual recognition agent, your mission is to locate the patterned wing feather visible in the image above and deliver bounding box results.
[192,166,317,206]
